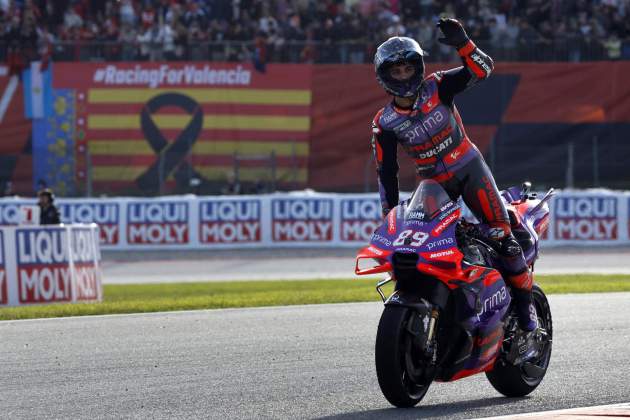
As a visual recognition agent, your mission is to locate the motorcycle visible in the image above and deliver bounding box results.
[355,179,554,407]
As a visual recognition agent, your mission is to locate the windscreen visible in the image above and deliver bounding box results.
[404,180,455,222]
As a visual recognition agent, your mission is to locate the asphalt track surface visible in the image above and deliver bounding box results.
[102,246,630,284]
[2,292,629,419]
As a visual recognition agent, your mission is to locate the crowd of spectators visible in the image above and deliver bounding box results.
[1,0,630,67]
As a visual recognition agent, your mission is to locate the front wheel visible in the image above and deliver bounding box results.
[486,284,553,397]
[375,306,432,407]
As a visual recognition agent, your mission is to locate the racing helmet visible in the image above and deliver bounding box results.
[374,37,427,98]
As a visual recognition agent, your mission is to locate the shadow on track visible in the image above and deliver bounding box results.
[318,396,530,419]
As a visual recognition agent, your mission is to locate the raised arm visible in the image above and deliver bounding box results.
[434,18,494,106]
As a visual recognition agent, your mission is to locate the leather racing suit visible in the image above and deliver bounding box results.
[370,40,534,324]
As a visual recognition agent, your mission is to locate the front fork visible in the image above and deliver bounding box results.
[378,276,439,359]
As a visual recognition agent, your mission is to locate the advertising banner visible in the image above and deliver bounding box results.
[16,226,72,304]
[0,200,35,225]
[339,195,382,243]
[1,190,629,252]
[271,197,333,243]
[0,231,5,305]
[70,226,101,301]
[126,200,189,246]
[0,224,102,307]
[198,198,262,244]
[52,62,312,196]
[58,201,121,246]
[554,195,618,241]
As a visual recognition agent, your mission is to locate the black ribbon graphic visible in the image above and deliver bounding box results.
[137,93,204,193]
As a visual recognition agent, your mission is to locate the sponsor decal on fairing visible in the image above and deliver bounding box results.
[271,198,333,242]
[340,198,381,241]
[127,201,189,245]
[554,196,617,240]
[432,210,460,236]
[58,202,120,245]
[199,200,261,244]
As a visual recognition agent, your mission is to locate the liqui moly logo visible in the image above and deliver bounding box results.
[340,198,381,241]
[58,202,120,245]
[0,232,6,305]
[199,200,261,244]
[71,228,101,301]
[16,228,72,304]
[127,202,189,245]
[0,202,27,225]
[554,196,617,240]
[272,198,333,242]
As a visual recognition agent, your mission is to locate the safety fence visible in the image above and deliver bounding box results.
[0,189,627,251]
[0,224,102,307]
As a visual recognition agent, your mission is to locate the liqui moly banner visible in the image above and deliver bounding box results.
[58,200,121,246]
[0,231,6,305]
[271,197,333,243]
[0,200,35,225]
[339,196,382,242]
[198,199,262,244]
[552,194,619,242]
[70,227,101,301]
[16,226,73,304]
[2,190,630,250]
[126,200,189,246]
[0,224,102,307]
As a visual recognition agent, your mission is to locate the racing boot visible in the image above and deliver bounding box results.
[508,283,541,365]
[511,286,538,332]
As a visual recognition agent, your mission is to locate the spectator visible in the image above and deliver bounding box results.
[221,172,241,195]
[63,5,83,30]
[604,33,622,59]
[119,0,136,27]
[136,26,152,61]
[119,23,137,61]
[38,189,60,225]
[1,0,630,66]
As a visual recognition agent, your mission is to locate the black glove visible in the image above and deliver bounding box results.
[436,18,470,49]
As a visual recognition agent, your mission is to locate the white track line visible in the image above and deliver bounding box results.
[477,402,630,419]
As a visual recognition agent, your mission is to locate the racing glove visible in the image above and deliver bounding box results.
[436,18,470,49]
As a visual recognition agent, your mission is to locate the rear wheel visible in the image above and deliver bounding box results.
[375,306,432,407]
[486,284,553,397]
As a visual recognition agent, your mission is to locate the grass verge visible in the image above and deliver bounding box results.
[1,274,629,321]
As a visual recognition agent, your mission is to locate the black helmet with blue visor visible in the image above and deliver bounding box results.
[374,37,427,98]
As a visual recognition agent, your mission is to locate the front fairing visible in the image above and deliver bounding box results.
[357,180,464,279]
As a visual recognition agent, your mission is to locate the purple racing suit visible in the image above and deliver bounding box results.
[370,40,532,292]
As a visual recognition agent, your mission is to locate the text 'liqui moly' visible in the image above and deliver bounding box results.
[71,228,101,301]
[272,198,333,242]
[199,200,261,244]
[58,202,120,245]
[16,228,72,304]
[340,198,381,241]
[554,196,618,240]
[0,231,6,305]
[0,202,26,225]
[127,202,189,244]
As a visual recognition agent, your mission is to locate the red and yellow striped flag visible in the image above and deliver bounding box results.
[54,63,312,195]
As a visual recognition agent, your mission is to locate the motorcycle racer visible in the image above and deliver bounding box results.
[370,18,538,336]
